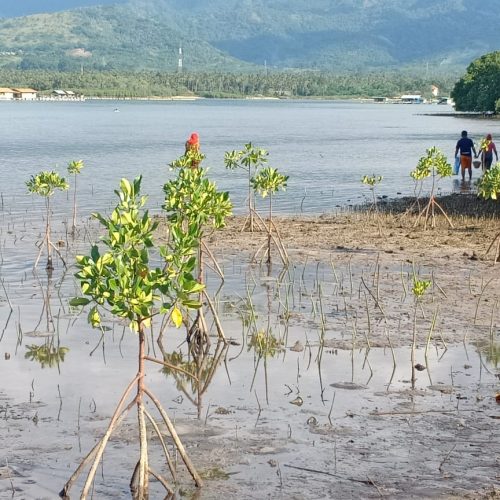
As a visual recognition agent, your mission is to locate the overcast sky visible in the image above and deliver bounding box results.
[0,1,128,18]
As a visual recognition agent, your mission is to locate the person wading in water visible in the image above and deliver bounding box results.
[455,130,477,181]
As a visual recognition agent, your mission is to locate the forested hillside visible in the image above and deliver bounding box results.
[0,68,457,99]
[0,0,498,73]
[0,6,253,71]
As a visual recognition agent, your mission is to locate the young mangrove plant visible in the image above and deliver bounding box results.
[361,174,383,236]
[410,147,453,229]
[26,170,69,270]
[411,276,431,389]
[170,148,206,170]
[62,176,203,499]
[67,159,85,236]
[163,165,232,346]
[477,163,500,261]
[250,166,289,265]
[224,142,269,231]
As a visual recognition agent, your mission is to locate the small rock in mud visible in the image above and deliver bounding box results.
[4,353,10,360]
[268,459,278,467]
[306,416,318,426]
[259,446,276,454]
[290,396,303,406]
[215,406,232,415]
[414,363,426,371]
[428,384,453,394]
[0,466,22,479]
[330,382,367,390]
[290,340,304,352]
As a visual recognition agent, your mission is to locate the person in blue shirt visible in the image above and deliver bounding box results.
[455,130,477,181]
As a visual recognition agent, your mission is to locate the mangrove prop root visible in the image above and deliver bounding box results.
[148,468,174,496]
[201,240,225,281]
[48,240,67,268]
[130,461,140,498]
[485,230,500,262]
[144,387,203,487]
[60,374,139,498]
[144,355,199,381]
[202,289,227,342]
[414,198,454,229]
[137,401,149,497]
[143,408,177,483]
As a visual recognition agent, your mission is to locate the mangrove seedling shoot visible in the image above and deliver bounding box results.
[26,170,69,270]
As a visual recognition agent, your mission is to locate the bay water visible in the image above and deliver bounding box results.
[2,98,497,218]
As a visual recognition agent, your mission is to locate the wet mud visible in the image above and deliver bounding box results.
[0,197,499,499]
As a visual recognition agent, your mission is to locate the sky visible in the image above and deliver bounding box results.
[0,1,128,18]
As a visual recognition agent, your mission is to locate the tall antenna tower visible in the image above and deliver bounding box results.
[178,46,183,72]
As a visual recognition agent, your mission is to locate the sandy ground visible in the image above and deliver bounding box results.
[209,195,500,264]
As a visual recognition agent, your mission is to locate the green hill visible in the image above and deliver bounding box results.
[0,5,254,71]
[0,0,498,73]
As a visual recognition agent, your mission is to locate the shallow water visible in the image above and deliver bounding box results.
[3,99,500,219]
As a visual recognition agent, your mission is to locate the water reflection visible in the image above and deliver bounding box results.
[476,341,500,369]
[160,340,228,419]
[26,271,58,337]
[248,330,283,358]
[452,178,473,194]
[25,342,69,369]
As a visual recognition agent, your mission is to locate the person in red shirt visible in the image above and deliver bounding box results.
[185,132,200,168]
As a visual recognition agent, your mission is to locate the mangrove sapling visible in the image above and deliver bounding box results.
[163,165,232,345]
[224,143,269,232]
[170,147,206,171]
[248,328,283,403]
[410,147,453,229]
[361,174,383,236]
[62,177,203,499]
[26,171,69,270]
[67,160,85,236]
[250,166,289,266]
[411,277,431,389]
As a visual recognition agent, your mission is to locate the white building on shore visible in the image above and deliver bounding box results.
[0,87,85,101]
[0,88,15,100]
[0,87,37,100]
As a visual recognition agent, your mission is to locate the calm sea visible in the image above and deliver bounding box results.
[2,99,498,217]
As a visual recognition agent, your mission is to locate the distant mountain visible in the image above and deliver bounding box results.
[0,0,498,73]
[0,1,127,18]
[0,5,253,72]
